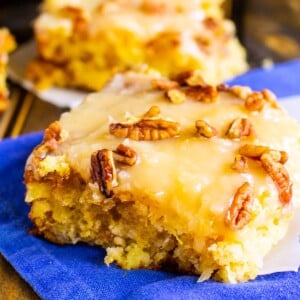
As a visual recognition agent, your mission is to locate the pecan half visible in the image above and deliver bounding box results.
[226,118,255,139]
[175,70,207,87]
[231,155,248,172]
[113,144,138,166]
[166,89,186,104]
[109,119,181,141]
[151,78,179,91]
[91,149,117,198]
[185,85,218,103]
[245,92,266,111]
[225,182,253,230]
[195,120,218,138]
[260,152,292,205]
[239,144,288,164]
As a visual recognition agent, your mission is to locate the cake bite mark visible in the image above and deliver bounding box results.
[226,118,255,139]
[195,120,218,138]
[226,182,254,230]
[91,149,117,198]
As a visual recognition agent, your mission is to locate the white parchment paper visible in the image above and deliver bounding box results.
[8,41,300,275]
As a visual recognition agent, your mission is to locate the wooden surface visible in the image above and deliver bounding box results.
[0,0,299,299]
[0,256,39,300]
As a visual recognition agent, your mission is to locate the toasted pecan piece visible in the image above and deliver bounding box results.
[166,89,186,104]
[109,119,181,141]
[260,152,292,205]
[239,144,288,164]
[195,120,218,138]
[245,92,266,112]
[226,118,255,139]
[185,86,218,103]
[151,78,179,91]
[231,155,248,172]
[91,149,117,198]
[113,144,138,166]
[225,182,254,230]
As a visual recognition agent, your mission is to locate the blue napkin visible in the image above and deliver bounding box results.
[1,59,300,300]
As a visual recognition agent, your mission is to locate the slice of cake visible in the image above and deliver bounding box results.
[26,0,247,91]
[24,71,300,283]
[0,28,16,112]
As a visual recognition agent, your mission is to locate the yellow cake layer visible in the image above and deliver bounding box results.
[24,72,300,282]
[27,0,247,91]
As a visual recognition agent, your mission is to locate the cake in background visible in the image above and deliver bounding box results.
[26,0,248,91]
[25,71,300,283]
[0,28,16,112]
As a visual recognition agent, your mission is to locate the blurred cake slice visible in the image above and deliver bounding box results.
[24,71,300,283]
[0,28,16,112]
[26,0,247,91]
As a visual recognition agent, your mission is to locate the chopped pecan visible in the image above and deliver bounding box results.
[195,120,218,138]
[216,83,229,92]
[231,155,248,172]
[261,89,279,108]
[143,105,161,118]
[113,144,138,166]
[166,89,186,104]
[175,70,205,86]
[225,182,254,230]
[185,86,218,103]
[110,119,181,141]
[226,118,255,139]
[245,92,266,111]
[43,121,61,143]
[184,70,206,87]
[239,144,288,163]
[91,149,117,198]
[39,121,64,153]
[151,78,179,91]
[260,152,292,205]
[229,85,252,100]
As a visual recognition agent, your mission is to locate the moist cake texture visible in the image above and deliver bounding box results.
[24,72,300,283]
[26,0,247,91]
[0,28,16,112]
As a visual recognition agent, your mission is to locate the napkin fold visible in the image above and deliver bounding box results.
[1,60,300,300]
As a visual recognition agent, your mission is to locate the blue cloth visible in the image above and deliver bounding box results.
[1,59,300,300]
